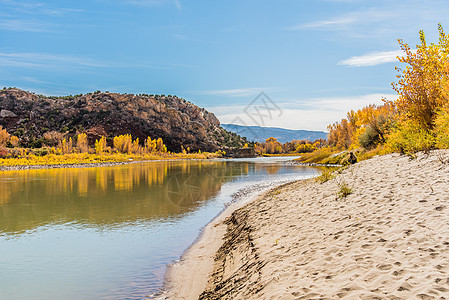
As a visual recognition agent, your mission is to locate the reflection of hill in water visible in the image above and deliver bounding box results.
[0,161,253,235]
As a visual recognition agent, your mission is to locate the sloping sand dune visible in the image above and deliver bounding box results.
[166,151,449,299]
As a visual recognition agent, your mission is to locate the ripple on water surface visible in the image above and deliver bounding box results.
[0,157,318,299]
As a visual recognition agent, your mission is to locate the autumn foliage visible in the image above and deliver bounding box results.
[76,133,89,153]
[255,137,325,155]
[326,25,449,156]
[0,126,11,147]
[327,104,395,151]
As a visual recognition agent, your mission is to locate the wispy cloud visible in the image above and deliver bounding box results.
[126,0,163,5]
[286,93,396,111]
[174,0,182,13]
[0,0,44,10]
[126,0,182,13]
[0,0,83,32]
[286,2,449,42]
[209,93,396,131]
[21,76,52,84]
[196,87,275,98]
[287,17,356,30]
[0,51,196,72]
[0,52,107,69]
[0,19,51,32]
[0,0,83,15]
[339,50,407,67]
[287,8,395,32]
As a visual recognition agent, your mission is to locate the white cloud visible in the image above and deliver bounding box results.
[208,93,397,131]
[338,50,407,67]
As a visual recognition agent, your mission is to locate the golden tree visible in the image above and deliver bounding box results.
[384,25,449,153]
[58,138,73,154]
[132,138,140,154]
[113,134,132,154]
[263,137,282,154]
[95,136,107,155]
[43,131,64,146]
[145,137,157,153]
[155,138,167,152]
[76,133,89,153]
[0,126,10,147]
[9,135,19,147]
[389,24,449,131]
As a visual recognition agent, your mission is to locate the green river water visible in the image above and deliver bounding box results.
[0,157,318,299]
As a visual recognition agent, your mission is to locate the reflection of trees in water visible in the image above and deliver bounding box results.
[0,187,11,206]
[0,161,249,235]
[257,164,280,175]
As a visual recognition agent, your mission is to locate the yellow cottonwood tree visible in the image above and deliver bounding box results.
[155,138,167,153]
[76,133,89,153]
[389,24,449,131]
[0,126,10,147]
[385,25,449,153]
[145,137,157,153]
[58,138,72,154]
[10,135,19,147]
[95,136,107,155]
[113,134,132,154]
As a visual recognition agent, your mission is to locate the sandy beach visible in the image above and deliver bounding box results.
[161,150,449,299]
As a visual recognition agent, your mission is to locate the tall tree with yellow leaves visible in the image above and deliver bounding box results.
[76,133,89,153]
[389,24,449,131]
[95,136,107,155]
[385,24,449,153]
[0,126,10,147]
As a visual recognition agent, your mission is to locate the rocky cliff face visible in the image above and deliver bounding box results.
[0,88,246,152]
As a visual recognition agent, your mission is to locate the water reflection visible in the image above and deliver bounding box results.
[0,160,254,235]
[0,158,317,300]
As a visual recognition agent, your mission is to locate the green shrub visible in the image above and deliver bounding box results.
[320,151,350,165]
[315,168,335,183]
[359,125,380,149]
[296,147,333,164]
[386,120,434,154]
[33,148,49,156]
[337,181,353,199]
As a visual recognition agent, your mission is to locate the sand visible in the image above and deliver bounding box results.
[161,150,449,299]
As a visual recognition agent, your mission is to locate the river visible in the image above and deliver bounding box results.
[0,157,318,299]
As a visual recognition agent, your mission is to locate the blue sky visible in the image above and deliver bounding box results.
[1,0,448,131]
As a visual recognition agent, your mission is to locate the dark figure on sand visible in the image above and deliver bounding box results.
[348,152,357,164]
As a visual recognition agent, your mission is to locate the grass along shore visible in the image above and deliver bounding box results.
[163,150,449,299]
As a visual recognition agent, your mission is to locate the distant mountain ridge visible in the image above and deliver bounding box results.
[221,124,327,143]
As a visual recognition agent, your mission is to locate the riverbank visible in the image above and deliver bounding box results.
[0,160,147,171]
[0,152,220,171]
[158,179,305,300]
[162,150,449,299]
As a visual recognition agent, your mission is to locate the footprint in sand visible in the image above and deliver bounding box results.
[392,269,405,277]
[377,264,393,271]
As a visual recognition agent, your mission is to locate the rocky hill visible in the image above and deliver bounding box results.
[0,88,247,152]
